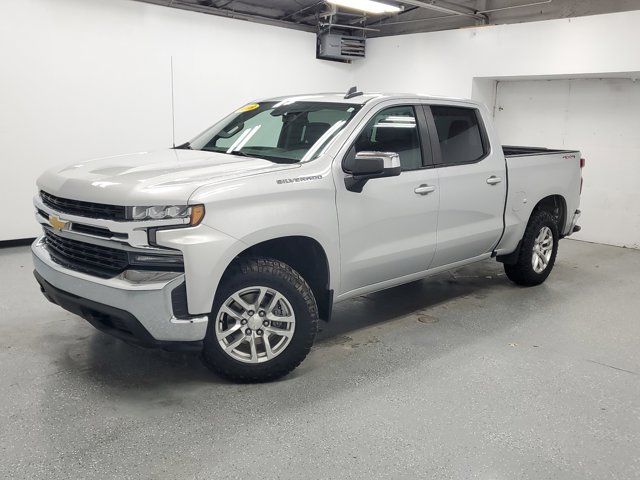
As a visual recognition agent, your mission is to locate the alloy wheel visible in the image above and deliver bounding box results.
[215,286,296,363]
[532,226,553,274]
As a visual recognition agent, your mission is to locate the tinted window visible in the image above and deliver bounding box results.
[353,106,423,171]
[431,106,486,164]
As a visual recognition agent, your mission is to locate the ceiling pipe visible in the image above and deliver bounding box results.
[319,22,379,31]
[371,13,462,26]
[478,0,552,14]
[396,0,487,21]
[280,1,324,21]
[132,0,316,31]
[374,0,553,28]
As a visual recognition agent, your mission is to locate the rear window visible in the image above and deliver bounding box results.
[431,106,486,165]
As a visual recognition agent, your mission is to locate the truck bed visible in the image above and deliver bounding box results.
[496,146,582,257]
[503,145,579,157]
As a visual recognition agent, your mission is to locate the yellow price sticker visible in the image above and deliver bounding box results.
[236,103,260,113]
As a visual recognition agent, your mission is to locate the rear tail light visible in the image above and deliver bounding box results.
[580,158,586,168]
[580,157,585,194]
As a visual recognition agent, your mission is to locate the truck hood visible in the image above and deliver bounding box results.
[37,149,298,205]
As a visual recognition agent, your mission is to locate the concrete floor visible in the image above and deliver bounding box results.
[1,239,639,479]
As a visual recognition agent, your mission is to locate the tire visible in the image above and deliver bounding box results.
[202,257,318,382]
[504,210,559,287]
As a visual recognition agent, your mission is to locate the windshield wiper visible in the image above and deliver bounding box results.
[227,150,251,157]
[227,150,298,164]
[174,142,192,150]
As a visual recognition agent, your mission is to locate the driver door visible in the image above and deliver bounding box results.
[335,104,440,295]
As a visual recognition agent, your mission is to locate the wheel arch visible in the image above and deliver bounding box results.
[223,235,334,322]
[533,194,567,235]
[497,194,567,265]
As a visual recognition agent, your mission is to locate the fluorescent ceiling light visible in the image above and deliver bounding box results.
[327,0,401,14]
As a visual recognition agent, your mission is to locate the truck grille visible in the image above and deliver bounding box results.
[44,229,129,278]
[40,191,127,221]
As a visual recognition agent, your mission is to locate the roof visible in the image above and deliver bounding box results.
[264,92,383,105]
[263,92,483,107]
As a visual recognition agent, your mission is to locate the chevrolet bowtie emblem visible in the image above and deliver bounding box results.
[49,215,69,231]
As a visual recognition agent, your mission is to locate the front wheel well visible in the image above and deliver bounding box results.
[226,236,333,322]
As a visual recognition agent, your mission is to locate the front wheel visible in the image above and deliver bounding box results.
[504,210,559,286]
[202,258,318,382]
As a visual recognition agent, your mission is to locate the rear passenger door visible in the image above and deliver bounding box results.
[424,104,506,268]
[336,104,440,294]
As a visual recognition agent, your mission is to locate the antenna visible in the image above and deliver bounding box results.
[170,56,176,148]
[344,86,363,99]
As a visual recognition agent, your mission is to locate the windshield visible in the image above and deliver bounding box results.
[187,101,362,163]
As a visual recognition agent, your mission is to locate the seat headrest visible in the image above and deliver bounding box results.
[374,125,417,149]
[448,120,469,139]
[304,122,331,144]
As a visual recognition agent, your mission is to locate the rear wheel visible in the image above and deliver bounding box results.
[202,257,318,382]
[504,210,559,286]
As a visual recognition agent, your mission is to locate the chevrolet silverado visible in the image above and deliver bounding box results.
[32,90,583,381]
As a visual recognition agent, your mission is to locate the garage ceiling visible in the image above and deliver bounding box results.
[135,0,640,37]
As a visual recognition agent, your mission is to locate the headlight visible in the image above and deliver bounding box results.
[129,204,205,225]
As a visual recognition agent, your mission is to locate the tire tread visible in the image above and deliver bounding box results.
[202,257,318,383]
[504,210,559,287]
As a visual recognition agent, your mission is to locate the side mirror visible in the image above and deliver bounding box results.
[344,151,401,192]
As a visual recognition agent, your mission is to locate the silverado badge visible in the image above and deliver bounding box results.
[48,215,69,231]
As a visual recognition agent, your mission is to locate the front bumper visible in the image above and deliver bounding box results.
[32,237,208,347]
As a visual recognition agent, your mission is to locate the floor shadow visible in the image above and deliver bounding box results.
[56,258,509,389]
[318,258,507,341]
[58,331,224,388]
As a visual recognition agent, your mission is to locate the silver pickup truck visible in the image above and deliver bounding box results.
[32,91,583,381]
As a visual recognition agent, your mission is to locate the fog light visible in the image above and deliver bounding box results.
[128,252,184,269]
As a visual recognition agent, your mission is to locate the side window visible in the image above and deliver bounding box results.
[431,106,486,165]
[353,106,423,171]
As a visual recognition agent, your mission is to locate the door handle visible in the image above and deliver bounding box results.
[486,176,503,185]
[414,184,436,195]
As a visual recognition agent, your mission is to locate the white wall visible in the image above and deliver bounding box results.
[0,0,353,240]
[353,11,640,98]
[4,2,640,246]
[494,78,640,249]
[353,10,640,249]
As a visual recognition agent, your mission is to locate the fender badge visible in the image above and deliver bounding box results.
[276,175,323,185]
[49,215,69,231]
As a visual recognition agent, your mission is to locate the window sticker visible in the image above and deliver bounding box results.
[236,103,260,113]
